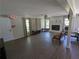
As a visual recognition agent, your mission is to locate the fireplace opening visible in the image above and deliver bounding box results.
[52,25,60,31]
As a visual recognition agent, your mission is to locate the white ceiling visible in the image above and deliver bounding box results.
[1,0,68,17]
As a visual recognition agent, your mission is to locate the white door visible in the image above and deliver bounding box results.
[0,17,14,42]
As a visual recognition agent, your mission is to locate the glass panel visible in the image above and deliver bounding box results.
[41,19,45,28]
[46,19,49,28]
[25,19,30,33]
[64,18,69,26]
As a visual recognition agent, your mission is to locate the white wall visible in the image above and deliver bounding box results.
[0,17,15,41]
[76,15,79,32]
[49,16,64,32]
[12,16,24,39]
[0,16,25,41]
[71,15,79,32]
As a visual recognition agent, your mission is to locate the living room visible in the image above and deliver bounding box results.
[0,0,79,59]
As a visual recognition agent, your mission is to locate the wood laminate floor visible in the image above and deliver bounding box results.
[5,32,79,59]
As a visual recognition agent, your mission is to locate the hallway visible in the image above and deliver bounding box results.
[5,32,79,59]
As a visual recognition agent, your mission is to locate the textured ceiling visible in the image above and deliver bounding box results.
[1,0,68,17]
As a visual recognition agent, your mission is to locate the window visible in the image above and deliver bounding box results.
[25,19,30,33]
[64,18,69,26]
[46,19,49,28]
[41,19,49,29]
